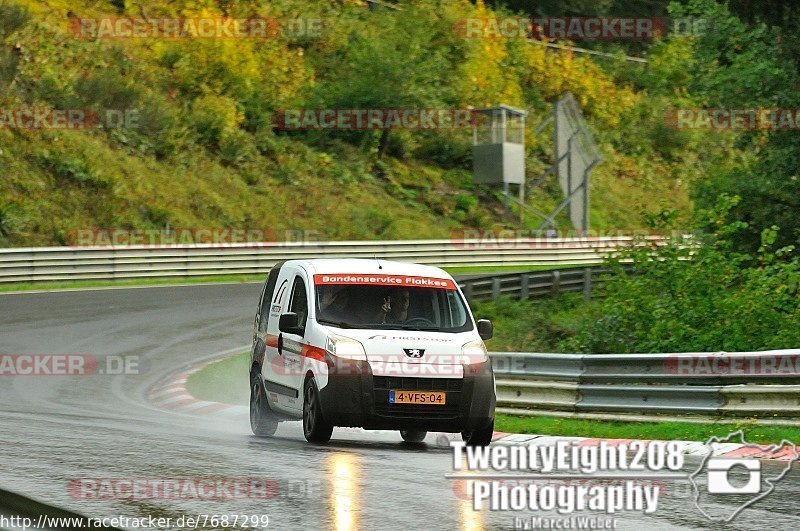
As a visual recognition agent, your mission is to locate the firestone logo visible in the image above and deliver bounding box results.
[368,335,453,342]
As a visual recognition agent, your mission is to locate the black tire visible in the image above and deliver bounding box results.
[250,375,278,437]
[462,419,494,447]
[303,377,333,443]
[400,430,427,443]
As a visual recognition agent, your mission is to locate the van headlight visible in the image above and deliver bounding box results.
[462,339,488,364]
[326,335,367,361]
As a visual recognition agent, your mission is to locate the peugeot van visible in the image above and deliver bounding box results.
[249,259,496,446]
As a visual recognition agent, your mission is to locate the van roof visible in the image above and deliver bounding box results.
[287,258,453,279]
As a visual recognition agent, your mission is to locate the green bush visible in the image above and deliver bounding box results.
[561,198,800,353]
[413,132,473,169]
[0,2,29,39]
[188,94,241,150]
[34,149,111,189]
[471,294,588,353]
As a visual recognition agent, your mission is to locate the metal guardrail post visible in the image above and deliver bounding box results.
[583,267,592,299]
[462,282,473,302]
[491,277,501,301]
[520,273,529,300]
[550,270,560,296]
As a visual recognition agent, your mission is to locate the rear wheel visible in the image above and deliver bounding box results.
[303,377,333,443]
[250,375,278,437]
[400,430,427,443]
[462,419,494,447]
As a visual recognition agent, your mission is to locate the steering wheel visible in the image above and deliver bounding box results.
[403,317,436,327]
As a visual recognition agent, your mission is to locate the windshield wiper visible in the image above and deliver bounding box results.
[316,318,355,329]
[396,325,441,331]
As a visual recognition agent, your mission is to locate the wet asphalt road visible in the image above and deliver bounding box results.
[1,283,798,530]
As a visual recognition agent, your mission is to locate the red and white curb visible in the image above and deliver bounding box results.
[149,362,797,460]
[147,361,249,422]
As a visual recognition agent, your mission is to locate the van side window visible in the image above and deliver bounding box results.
[445,290,468,327]
[289,277,309,329]
[258,266,281,332]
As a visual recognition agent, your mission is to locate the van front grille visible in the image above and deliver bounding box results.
[372,376,463,418]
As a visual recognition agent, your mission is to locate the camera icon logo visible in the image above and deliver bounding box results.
[689,430,798,523]
[706,458,761,494]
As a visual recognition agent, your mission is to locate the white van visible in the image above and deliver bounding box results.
[249,259,496,446]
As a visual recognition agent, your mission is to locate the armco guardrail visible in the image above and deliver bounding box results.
[457,266,630,301]
[490,350,800,419]
[0,237,656,284]
[0,488,122,530]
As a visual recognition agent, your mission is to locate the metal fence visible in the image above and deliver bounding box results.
[458,266,629,301]
[0,237,655,284]
[490,351,800,420]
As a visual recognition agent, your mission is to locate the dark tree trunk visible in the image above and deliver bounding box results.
[377,129,391,159]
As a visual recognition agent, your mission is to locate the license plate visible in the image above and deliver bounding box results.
[389,390,446,405]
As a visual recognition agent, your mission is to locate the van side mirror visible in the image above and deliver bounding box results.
[477,319,493,340]
[279,313,304,336]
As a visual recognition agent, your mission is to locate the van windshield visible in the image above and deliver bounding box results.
[315,283,473,333]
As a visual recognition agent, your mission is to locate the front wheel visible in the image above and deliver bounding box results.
[462,419,494,447]
[400,430,427,443]
[250,376,278,437]
[303,377,333,443]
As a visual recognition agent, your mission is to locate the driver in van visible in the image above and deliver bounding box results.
[377,287,410,324]
[320,286,352,322]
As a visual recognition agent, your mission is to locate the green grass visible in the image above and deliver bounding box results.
[185,351,249,406]
[0,274,263,293]
[495,414,800,445]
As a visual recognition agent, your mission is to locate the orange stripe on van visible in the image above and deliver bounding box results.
[301,344,327,362]
[266,334,326,363]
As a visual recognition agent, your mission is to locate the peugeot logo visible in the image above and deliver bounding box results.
[403,348,425,358]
